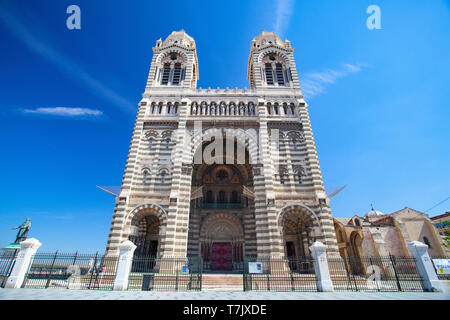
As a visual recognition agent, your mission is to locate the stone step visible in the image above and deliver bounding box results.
[201,274,244,289]
[202,286,243,292]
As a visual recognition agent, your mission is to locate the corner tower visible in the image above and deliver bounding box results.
[146,30,199,90]
[247,31,300,90]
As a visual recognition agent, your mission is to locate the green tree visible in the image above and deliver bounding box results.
[442,221,450,248]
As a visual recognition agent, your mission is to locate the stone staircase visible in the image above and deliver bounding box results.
[201,274,244,291]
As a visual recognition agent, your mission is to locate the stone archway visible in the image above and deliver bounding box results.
[125,203,168,257]
[278,204,322,260]
[348,231,365,275]
[199,213,244,272]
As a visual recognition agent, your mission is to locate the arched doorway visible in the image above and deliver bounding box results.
[129,215,160,256]
[187,134,256,272]
[280,205,320,272]
[199,213,244,272]
[126,204,167,258]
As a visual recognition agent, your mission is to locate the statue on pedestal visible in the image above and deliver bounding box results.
[11,218,31,244]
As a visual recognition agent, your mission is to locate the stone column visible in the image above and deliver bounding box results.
[5,238,42,288]
[309,241,333,292]
[406,241,444,292]
[113,240,137,291]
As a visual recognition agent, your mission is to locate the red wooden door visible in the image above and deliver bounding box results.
[211,242,232,271]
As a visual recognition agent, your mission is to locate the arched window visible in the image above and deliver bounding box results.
[231,191,239,203]
[159,53,185,86]
[265,63,274,85]
[172,63,182,85]
[290,137,298,150]
[201,102,207,115]
[279,166,288,185]
[148,138,154,150]
[354,219,361,227]
[142,168,151,185]
[219,102,226,115]
[159,170,168,184]
[273,104,279,115]
[210,103,216,115]
[218,191,227,203]
[263,54,290,87]
[163,138,170,150]
[275,63,285,85]
[249,102,255,115]
[229,103,236,115]
[206,190,214,203]
[161,63,170,85]
[294,166,304,185]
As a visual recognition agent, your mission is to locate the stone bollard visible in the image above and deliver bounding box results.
[113,240,137,291]
[406,241,444,292]
[309,241,334,292]
[5,238,42,288]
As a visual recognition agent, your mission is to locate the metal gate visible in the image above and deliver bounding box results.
[128,255,202,291]
[22,252,119,290]
[328,255,425,292]
[243,256,317,291]
[0,250,17,287]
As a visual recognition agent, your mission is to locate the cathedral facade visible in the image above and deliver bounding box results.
[106,30,339,270]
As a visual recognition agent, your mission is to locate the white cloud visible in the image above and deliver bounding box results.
[274,0,295,37]
[24,107,103,117]
[0,3,134,113]
[300,63,368,98]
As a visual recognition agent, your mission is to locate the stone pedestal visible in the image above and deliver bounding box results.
[407,241,444,292]
[5,238,42,288]
[309,241,333,292]
[113,240,137,291]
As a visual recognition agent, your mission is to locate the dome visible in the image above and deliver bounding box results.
[161,30,195,48]
[365,207,385,217]
[251,31,285,48]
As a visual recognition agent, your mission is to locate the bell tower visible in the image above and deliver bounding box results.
[145,30,199,90]
[247,31,301,91]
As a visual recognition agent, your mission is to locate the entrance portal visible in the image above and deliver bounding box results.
[211,242,232,271]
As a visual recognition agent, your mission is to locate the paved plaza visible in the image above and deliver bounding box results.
[0,288,449,300]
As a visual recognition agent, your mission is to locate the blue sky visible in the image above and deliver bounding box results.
[0,0,449,252]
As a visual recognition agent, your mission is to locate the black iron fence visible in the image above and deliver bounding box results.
[22,252,119,290]
[128,255,202,291]
[6,251,440,292]
[430,255,450,280]
[0,250,17,287]
[328,255,425,292]
[202,259,245,273]
[243,256,317,292]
